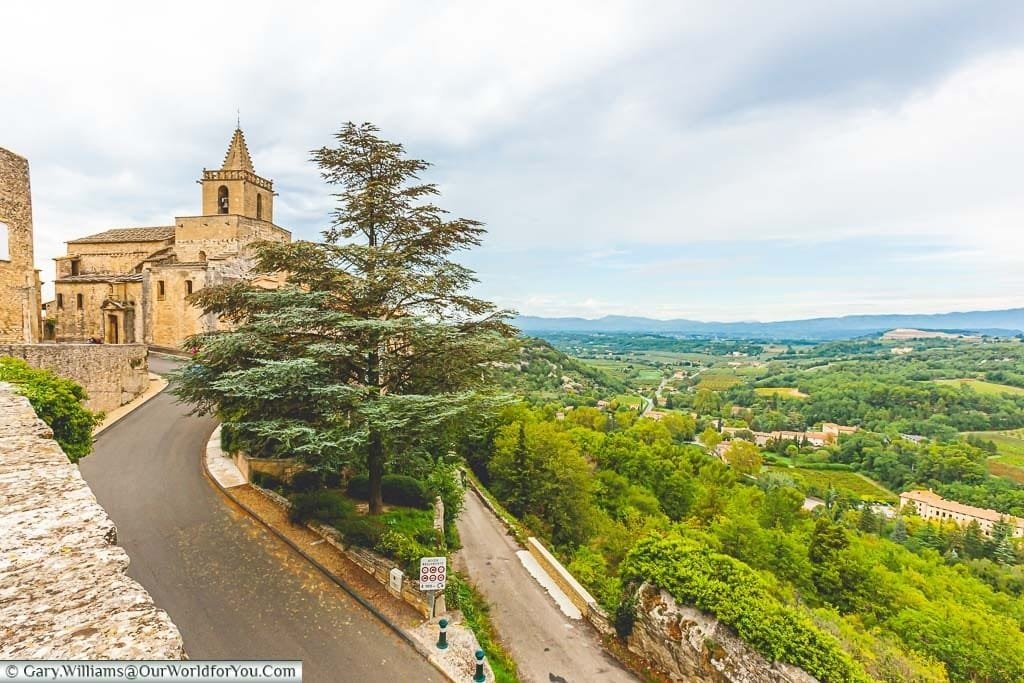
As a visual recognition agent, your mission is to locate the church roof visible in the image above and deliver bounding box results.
[68,227,176,244]
[222,128,255,172]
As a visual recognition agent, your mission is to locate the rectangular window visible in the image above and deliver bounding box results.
[70,259,80,276]
[56,293,64,310]
[76,293,83,309]
[157,280,165,300]
[185,280,193,296]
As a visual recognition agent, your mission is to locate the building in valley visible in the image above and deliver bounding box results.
[49,128,290,349]
[0,147,42,343]
[900,489,1024,537]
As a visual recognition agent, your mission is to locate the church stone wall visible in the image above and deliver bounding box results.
[0,147,41,343]
[0,344,149,413]
[0,383,184,659]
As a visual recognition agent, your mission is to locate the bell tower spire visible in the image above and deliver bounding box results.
[200,125,273,221]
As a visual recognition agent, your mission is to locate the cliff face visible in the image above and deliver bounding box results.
[627,584,818,683]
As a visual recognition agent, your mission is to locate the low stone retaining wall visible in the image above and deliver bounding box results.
[0,343,148,413]
[248,484,446,619]
[526,536,616,638]
[0,382,184,658]
[232,451,305,483]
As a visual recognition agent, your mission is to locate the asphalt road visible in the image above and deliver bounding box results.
[455,489,638,683]
[79,356,440,682]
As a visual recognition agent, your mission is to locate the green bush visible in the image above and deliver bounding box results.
[0,357,101,462]
[383,474,429,507]
[347,474,429,508]
[335,517,385,548]
[288,491,355,526]
[346,474,370,499]
[251,471,285,491]
[374,529,433,573]
[290,469,322,493]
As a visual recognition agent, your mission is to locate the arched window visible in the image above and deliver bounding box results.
[217,185,229,214]
[197,250,207,262]
[256,193,263,220]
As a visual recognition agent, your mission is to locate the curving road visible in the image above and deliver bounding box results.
[79,356,440,682]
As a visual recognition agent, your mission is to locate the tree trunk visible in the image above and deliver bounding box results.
[368,429,384,514]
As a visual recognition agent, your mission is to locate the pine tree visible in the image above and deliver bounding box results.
[890,516,909,543]
[173,123,515,513]
[507,422,531,518]
[858,505,878,534]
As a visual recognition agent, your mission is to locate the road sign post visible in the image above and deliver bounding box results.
[419,556,447,618]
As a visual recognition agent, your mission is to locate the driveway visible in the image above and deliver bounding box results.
[79,356,440,682]
[455,488,638,683]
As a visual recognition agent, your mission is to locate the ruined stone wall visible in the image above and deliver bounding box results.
[0,383,185,658]
[0,344,148,413]
[0,147,41,343]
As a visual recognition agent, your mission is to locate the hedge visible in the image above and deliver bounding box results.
[346,474,429,508]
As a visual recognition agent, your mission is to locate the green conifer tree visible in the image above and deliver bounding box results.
[172,123,515,513]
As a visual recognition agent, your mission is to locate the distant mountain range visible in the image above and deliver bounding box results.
[513,308,1024,340]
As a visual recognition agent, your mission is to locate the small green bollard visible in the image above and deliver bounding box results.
[473,649,486,682]
[436,618,449,650]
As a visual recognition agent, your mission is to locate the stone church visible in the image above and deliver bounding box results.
[50,128,290,349]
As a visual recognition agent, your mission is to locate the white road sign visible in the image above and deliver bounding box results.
[419,556,447,591]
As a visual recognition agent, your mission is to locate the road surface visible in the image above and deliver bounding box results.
[79,356,440,682]
[455,488,638,683]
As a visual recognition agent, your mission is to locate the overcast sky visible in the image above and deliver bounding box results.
[3,1,1023,321]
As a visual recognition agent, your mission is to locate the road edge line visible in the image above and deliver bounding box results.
[199,434,456,683]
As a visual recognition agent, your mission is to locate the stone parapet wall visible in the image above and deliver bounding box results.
[0,383,185,658]
[0,343,148,413]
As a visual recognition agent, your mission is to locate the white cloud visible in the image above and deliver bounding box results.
[2,1,1022,317]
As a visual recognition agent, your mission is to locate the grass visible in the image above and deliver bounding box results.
[965,429,1024,483]
[379,507,435,538]
[613,393,643,408]
[934,378,1024,396]
[754,386,808,399]
[446,572,520,683]
[767,465,897,503]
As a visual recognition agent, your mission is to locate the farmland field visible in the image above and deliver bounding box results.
[754,386,809,399]
[696,369,742,391]
[966,429,1024,483]
[766,465,897,503]
[934,379,1024,396]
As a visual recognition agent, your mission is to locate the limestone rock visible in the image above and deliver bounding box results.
[627,584,817,683]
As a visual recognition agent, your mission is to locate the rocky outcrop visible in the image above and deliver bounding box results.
[627,584,818,683]
[0,383,184,658]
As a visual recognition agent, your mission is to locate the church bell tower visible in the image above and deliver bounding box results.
[200,127,274,222]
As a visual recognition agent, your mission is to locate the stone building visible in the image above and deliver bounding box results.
[900,489,1024,537]
[50,128,290,349]
[0,147,42,343]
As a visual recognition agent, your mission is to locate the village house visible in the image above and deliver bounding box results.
[900,489,1024,537]
[0,147,41,343]
[48,128,290,350]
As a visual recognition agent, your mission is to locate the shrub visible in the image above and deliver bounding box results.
[347,474,370,499]
[383,474,429,508]
[347,473,429,508]
[375,529,433,573]
[0,357,101,462]
[290,469,323,493]
[288,491,355,526]
[323,470,343,488]
[251,471,285,491]
[335,517,385,548]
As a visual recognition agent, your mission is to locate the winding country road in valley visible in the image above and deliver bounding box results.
[79,356,440,683]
